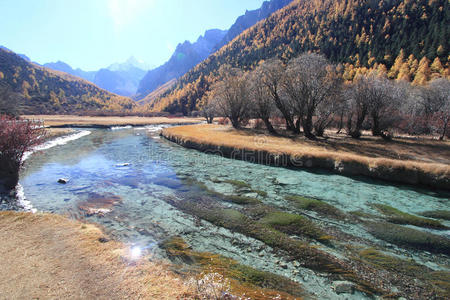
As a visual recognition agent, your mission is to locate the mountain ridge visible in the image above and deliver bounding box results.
[212,0,292,52]
[136,0,293,100]
[134,28,227,99]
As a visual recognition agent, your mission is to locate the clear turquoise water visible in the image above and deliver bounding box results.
[16,127,450,299]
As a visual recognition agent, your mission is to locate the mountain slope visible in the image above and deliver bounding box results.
[0,45,31,62]
[212,0,292,52]
[150,0,449,114]
[0,48,134,114]
[135,29,227,99]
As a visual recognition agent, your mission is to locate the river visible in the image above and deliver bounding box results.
[11,126,450,299]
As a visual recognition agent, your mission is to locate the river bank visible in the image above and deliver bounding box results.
[0,211,193,299]
[22,115,202,128]
[161,124,450,190]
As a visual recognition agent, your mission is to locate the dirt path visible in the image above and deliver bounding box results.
[0,211,192,299]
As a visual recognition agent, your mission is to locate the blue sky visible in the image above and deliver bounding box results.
[0,0,265,70]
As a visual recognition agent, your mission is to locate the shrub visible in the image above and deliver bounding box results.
[0,115,45,190]
[218,118,229,125]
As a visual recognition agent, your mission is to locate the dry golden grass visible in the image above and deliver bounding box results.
[162,124,450,178]
[22,115,202,127]
[0,211,194,299]
[44,128,75,140]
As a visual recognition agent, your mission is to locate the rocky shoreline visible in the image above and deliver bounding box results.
[161,131,450,191]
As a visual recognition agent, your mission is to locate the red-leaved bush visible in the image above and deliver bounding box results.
[0,115,45,190]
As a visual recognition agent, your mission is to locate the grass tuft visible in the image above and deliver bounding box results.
[226,195,261,205]
[357,248,450,298]
[160,236,306,298]
[366,221,450,254]
[223,179,251,189]
[372,204,448,229]
[285,195,346,219]
[419,210,450,221]
[259,211,332,243]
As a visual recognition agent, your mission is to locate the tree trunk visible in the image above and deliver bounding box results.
[336,110,344,134]
[230,117,240,129]
[274,94,295,131]
[263,118,277,135]
[302,113,315,140]
[293,118,301,134]
[439,118,448,140]
[0,157,20,191]
[350,110,366,139]
[371,113,382,136]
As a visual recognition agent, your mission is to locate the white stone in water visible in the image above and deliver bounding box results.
[116,163,130,167]
[58,178,69,184]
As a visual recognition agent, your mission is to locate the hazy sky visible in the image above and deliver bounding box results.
[0,0,265,71]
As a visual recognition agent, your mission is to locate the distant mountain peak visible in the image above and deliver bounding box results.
[108,56,152,72]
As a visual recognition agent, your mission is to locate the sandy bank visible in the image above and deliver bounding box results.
[22,115,202,128]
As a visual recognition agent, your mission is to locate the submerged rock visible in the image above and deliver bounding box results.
[77,193,123,217]
[332,281,355,294]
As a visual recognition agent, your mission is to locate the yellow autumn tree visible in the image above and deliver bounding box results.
[430,57,444,75]
[397,62,411,81]
[413,57,431,85]
[388,49,405,79]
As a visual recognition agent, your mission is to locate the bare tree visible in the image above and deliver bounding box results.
[200,94,218,124]
[314,87,345,137]
[211,65,251,129]
[346,77,370,138]
[418,78,450,140]
[258,59,296,132]
[366,73,401,138]
[248,68,277,134]
[347,72,400,139]
[282,53,341,139]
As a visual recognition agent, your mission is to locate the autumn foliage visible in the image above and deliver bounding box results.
[150,0,449,115]
[0,115,45,190]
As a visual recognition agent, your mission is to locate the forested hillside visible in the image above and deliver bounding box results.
[0,48,135,114]
[148,0,449,114]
